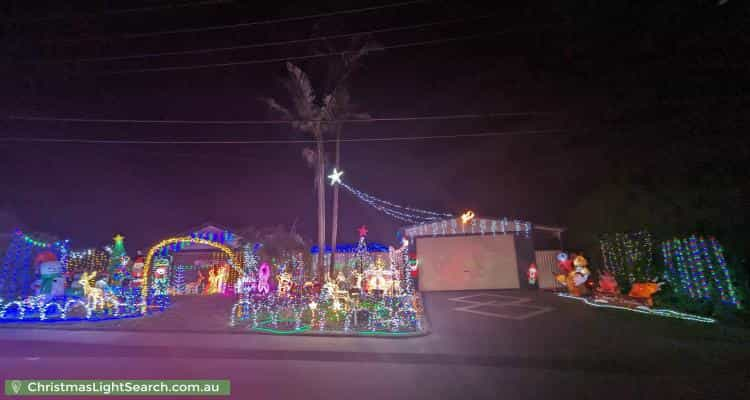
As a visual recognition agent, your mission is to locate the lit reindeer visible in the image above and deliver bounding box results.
[79,271,105,310]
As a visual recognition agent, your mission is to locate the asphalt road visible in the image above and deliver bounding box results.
[0,291,748,399]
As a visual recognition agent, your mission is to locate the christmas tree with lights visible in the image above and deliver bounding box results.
[173,265,186,295]
[354,225,370,274]
[242,243,260,276]
[107,234,129,286]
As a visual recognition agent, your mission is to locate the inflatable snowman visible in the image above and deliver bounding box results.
[38,260,65,299]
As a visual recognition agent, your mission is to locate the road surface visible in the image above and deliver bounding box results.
[0,291,748,399]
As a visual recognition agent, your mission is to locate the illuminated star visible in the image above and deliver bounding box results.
[113,234,125,243]
[358,225,368,237]
[328,168,344,186]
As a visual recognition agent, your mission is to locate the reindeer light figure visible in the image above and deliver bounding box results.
[79,271,105,310]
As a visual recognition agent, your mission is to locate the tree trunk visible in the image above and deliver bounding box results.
[329,124,342,280]
[316,134,326,281]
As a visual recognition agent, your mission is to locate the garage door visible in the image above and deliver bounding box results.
[417,235,520,291]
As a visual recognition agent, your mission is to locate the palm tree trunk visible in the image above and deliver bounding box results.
[329,124,342,280]
[315,133,326,281]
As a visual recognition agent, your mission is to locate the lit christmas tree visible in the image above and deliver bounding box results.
[242,243,261,276]
[173,265,186,295]
[107,234,129,286]
[354,225,370,274]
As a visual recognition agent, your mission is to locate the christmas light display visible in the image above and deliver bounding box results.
[661,235,741,309]
[403,216,532,241]
[67,249,109,275]
[190,229,235,244]
[107,234,129,287]
[557,293,715,323]
[242,243,261,276]
[354,227,371,274]
[227,226,428,337]
[173,265,187,295]
[600,231,654,283]
[256,263,271,295]
[0,230,69,300]
[151,259,170,309]
[329,169,453,223]
[0,290,145,323]
[140,236,241,303]
[328,168,344,186]
[0,233,150,324]
[460,210,475,224]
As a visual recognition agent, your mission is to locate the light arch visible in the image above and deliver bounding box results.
[141,236,242,301]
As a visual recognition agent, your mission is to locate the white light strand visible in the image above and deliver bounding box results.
[340,182,452,223]
[556,293,715,324]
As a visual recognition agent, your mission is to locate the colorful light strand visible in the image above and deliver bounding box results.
[662,235,741,309]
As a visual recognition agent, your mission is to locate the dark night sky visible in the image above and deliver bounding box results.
[1,1,748,251]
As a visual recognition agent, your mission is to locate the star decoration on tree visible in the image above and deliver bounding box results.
[113,234,125,244]
[358,225,368,237]
[328,168,344,186]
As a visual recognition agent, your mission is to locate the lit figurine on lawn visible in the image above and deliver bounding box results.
[34,251,66,300]
[151,258,170,309]
[527,263,538,286]
[256,262,271,295]
[597,271,619,295]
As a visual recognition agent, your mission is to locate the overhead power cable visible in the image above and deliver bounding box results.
[0,129,568,145]
[97,29,548,74]
[13,0,233,23]
[7,112,554,125]
[48,0,430,42]
[39,15,491,64]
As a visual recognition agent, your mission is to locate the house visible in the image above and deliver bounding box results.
[401,216,565,291]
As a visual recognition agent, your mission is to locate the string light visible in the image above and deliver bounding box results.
[662,235,741,309]
[403,217,531,240]
[599,231,653,281]
[329,170,453,223]
[141,236,242,306]
[557,293,715,324]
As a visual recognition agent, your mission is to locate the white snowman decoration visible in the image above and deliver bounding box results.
[38,261,65,299]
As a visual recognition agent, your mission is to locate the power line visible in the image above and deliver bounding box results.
[98,29,544,74]
[39,15,492,64]
[48,0,429,42]
[7,112,555,125]
[0,129,568,145]
[12,0,234,23]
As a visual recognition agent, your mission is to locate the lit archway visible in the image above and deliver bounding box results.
[141,236,242,301]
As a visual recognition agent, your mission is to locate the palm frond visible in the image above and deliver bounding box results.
[259,97,294,121]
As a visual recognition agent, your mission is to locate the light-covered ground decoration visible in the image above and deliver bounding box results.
[556,293,716,324]
[229,228,428,336]
[0,293,146,323]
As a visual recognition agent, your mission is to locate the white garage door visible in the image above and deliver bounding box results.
[417,235,520,291]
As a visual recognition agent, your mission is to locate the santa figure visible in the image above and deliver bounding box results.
[130,255,145,289]
[527,263,538,287]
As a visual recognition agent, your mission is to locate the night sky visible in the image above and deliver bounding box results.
[1,1,748,253]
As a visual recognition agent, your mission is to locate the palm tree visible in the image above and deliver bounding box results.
[263,62,333,279]
[320,39,380,280]
[263,41,379,280]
